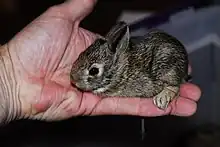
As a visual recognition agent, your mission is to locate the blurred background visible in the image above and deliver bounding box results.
[0,0,220,147]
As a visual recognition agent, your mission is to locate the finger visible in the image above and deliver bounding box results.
[89,95,197,117]
[179,83,201,101]
[88,83,201,116]
[90,97,167,116]
[170,97,197,116]
[58,0,98,22]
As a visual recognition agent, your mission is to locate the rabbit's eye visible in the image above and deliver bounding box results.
[89,67,99,76]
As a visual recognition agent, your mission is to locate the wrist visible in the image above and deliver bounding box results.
[0,44,21,125]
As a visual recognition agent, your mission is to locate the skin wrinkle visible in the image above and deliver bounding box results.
[79,92,100,116]
[30,79,51,119]
[52,62,71,74]
[41,45,50,77]
[54,43,77,73]
[55,94,67,112]
[40,31,62,78]
[0,45,20,124]
[0,56,7,123]
[114,98,120,114]
[62,95,78,115]
[73,91,85,115]
[13,44,40,80]
[134,100,140,116]
[32,80,57,120]
[117,98,131,115]
[51,71,70,88]
[137,98,146,116]
[38,78,47,117]
[4,51,12,122]
[39,86,80,119]
[56,21,74,65]
[36,22,55,77]
[49,23,80,84]
[49,84,67,110]
[48,27,73,79]
[52,88,71,119]
[39,99,53,120]
[78,97,88,116]
[9,43,29,78]
[27,79,46,119]
[88,97,102,116]
[81,93,94,115]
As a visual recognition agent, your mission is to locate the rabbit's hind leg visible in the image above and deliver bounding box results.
[153,86,180,110]
[152,67,182,109]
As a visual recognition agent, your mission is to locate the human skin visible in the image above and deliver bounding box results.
[0,0,201,124]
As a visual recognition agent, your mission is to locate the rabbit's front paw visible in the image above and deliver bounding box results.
[153,86,179,110]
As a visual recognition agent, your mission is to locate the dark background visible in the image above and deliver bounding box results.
[0,0,217,147]
[0,0,213,44]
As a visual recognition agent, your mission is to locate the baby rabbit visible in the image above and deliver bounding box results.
[70,21,189,110]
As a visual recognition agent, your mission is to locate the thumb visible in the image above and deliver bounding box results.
[58,0,98,22]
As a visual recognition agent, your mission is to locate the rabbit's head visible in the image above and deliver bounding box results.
[70,21,130,93]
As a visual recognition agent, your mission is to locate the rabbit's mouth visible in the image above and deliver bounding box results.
[93,87,108,94]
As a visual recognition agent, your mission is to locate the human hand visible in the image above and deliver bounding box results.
[2,0,201,122]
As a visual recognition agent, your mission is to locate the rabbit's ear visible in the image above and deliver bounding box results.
[115,25,130,52]
[105,21,130,53]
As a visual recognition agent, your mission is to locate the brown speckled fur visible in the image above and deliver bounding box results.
[70,21,189,109]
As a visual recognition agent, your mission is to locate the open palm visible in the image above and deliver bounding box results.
[6,0,200,121]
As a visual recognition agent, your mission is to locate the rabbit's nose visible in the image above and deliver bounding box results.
[70,73,79,82]
[70,75,78,85]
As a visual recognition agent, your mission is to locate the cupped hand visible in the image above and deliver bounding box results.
[5,0,201,121]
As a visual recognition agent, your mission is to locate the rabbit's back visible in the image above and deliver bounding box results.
[128,30,188,82]
[104,30,188,98]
